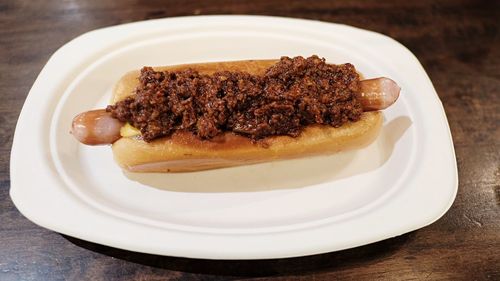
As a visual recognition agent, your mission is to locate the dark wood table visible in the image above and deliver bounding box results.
[1,0,498,280]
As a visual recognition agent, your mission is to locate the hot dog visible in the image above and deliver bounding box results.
[71,56,400,172]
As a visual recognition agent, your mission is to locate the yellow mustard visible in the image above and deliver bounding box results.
[120,123,141,137]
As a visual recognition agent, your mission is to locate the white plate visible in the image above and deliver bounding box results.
[10,15,457,259]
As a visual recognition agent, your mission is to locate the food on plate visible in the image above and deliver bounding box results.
[71,56,400,172]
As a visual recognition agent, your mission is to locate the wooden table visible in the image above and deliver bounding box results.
[1,0,498,280]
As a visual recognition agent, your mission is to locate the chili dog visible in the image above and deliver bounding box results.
[71,56,400,172]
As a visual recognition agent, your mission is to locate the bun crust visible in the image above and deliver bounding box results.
[111,60,383,172]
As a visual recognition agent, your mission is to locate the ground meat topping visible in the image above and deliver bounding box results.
[106,55,363,141]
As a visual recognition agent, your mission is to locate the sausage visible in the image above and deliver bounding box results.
[71,77,399,146]
[358,77,400,111]
[71,109,123,145]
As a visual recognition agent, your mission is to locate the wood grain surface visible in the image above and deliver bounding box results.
[1,0,499,280]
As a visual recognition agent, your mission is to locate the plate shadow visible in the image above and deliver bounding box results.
[63,231,415,277]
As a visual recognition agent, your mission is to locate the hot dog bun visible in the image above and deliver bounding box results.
[110,60,383,172]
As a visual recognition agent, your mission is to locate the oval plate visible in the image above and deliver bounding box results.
[10,15,457,259]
